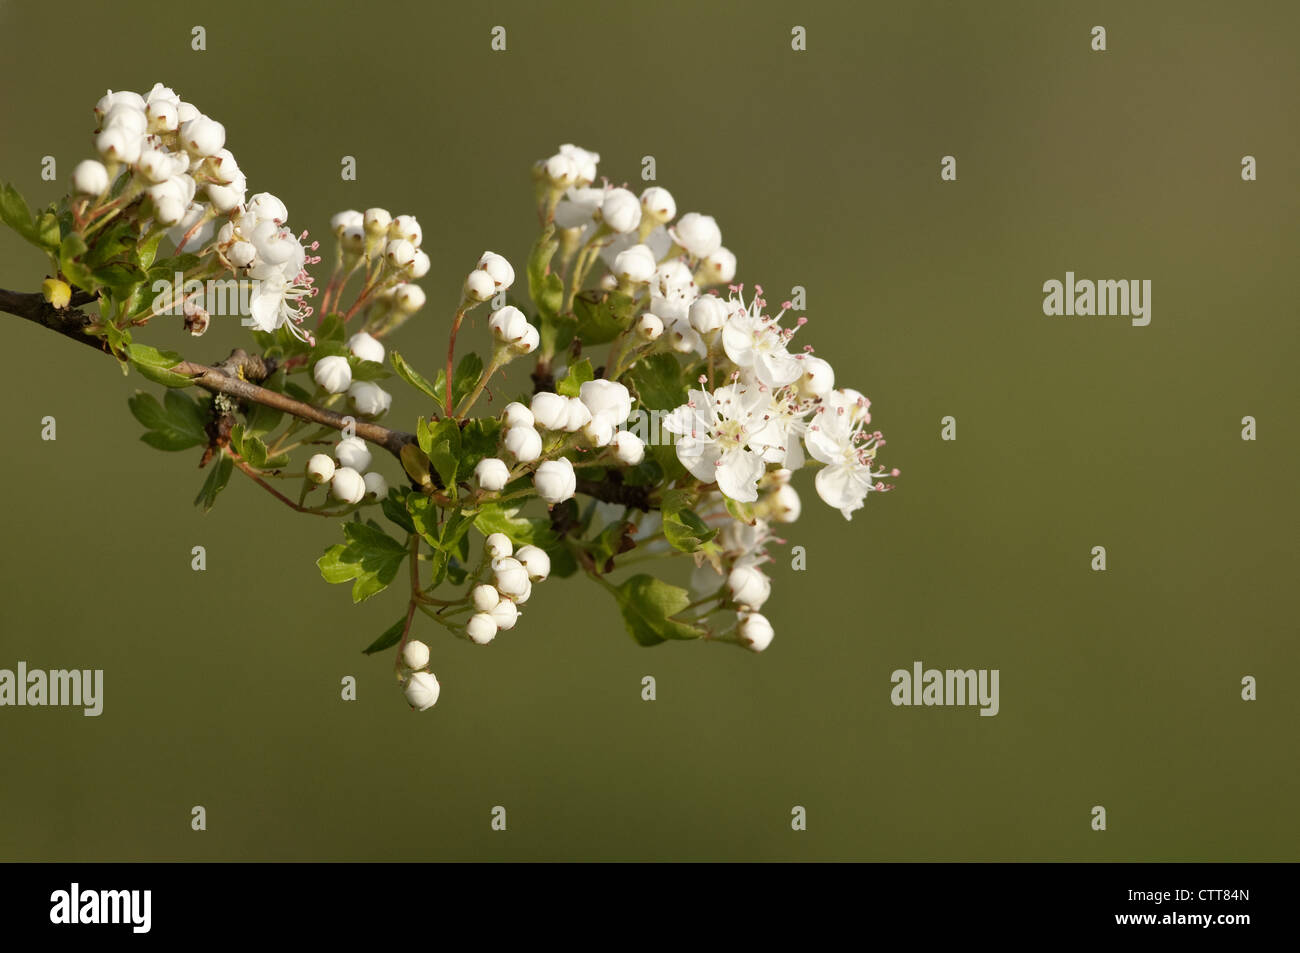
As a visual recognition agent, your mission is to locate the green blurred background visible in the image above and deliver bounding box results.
[0,0,1296,861]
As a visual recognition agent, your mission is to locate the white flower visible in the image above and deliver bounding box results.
[661,384,770,503]
[613,244,656,284]
[72,159,110,195]
[583,417,615,448]
[553,186,604,228]
[136,149,173,184]
[402,640,430,670]
[721,291,803,389]
[493,557,530,598]
[484,533,513,560]
[599,187,642,234]
[331,209,363,234]
[563,397,592,432]
[389,214,422,246]
[804,388,895,519]
[702,247,736,284]
[409,250,431,279]
[489,598,519,630]
[636,313,664,340]
[363,471,388,498]
[95,126,143,165]
[348,331,385,364]
[689,295,728,334]
[306,454,335,484]
[640,186,676,224]
[393,284,426,314]
[313,355,352,394]
[179,115,225,157]
[727,565,771,610]
[145,99,179,133]
[488,306,534,351]
[363,207,392,235]
[504,424,542,462]
[501,402,534,429]
[795,354,835,399]
[385,238,416,269]
[475,457,510,491]
[534,458,576,504]
[464,269,495,302]
[558,143,600,185]
[472,584,500,611]
[330,467,366,504]
[738,612,774,652]
[335,436,373,472]
[477,251,515,290]
[515,545,551,581]
[246,192,288,224]
[768,484,801,523]
[466,613,499,644]
[612,430,645,466]
[542,152,577,188]
[403,671,441,710]
[153,195,186,226]
[529,392,568,431]
[349,381,392,417]
[579,379,632,429]
[671,212,722,258]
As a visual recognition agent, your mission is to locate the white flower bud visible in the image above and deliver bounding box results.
[145,99,179,133]
[488,305,530,345]
[363,207,392,235]
[512,578,533,604]
[612,430,645,466]
[563,397,592,432]
[340,225,365,253]
[103,104,148,137]
[330,466,366,504]
[501,401,534,429]
[402,639,430,670]
[393,284,426,314]
[583,417,614,448]
[331,209,363,235]
[769,484,801,523]
[335,436,373,472]
[512,324,540,355]
[542,153,577,187]
[671,212,722,259]
[534,458,577,505]
[727,565,771,610]
[403,671,441,710]
[72,159,110,195]
[313,355,352,394]
[477,251,515,291]
[503,424,543,463]
[472,584,500,611]
[207,176,246,214]
[493,557,530,598]
[636,313,664,341]
[554,187,603,228]
[363,471,389,498]
[246,192,288,224]
[385,238,416,269]
[559,144,600,185]
[179,115,225,157]
[702,247,736,284]
[579,379,632,427]
[464,269,495,302]
[484,533,513,561]
[738,612,774,652]
[613,243,656,284]
[689,295,729,334]
[514,545,551,582]
[175,101,199,123]
[221,241,252,269]
[306,453,336,484]
[153,195,186,226]
[348,331,385,364]
[529,391,569,430]
[95,127,142,165]
[598,272,619,292]
[95,89,146,117]
[466,613,498,644]
[389,214,422,246]
[409,250,431,279]
[135,148,173,183]
[349,381,392,417]
[797,355,835,399]
[489,598,519,630]
[640,186,676,224]
[599,187,642,234]
[473,457,510,492]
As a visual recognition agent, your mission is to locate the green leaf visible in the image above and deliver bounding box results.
[382,487,416,534]
[662,506,717,553]
[390,350,443,403]
[137,230,164,270]
[146,253,200,284]
[474,502,557,548]
[572,290,636,346]
[86,221,137,269]
[451,352,483,408]
[363,617,407,655]
[91,262,146,294]
[425,417,462,489]
[527,225,564,323]
[127,343,192,388]
[613,575,708,647]
[59,233,94,292]
[194,455,233,512]
[34,212,61,252]
[128,390,206,450]
[627,352,687,413]
[555,357,594,398]
[459,418,502,474]
[317,521,409,604]
[316,313,347,344]
[0,181,35,242]
[588,518,636,572]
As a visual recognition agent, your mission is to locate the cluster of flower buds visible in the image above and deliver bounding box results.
[463,534,551,645]
[399,641,440,711]
[309,332,393,416]
[326,208,429,330]
[305,436,388,505]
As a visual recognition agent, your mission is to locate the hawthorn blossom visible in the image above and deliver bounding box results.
[803,389,898,519]
[662,384,772,502]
